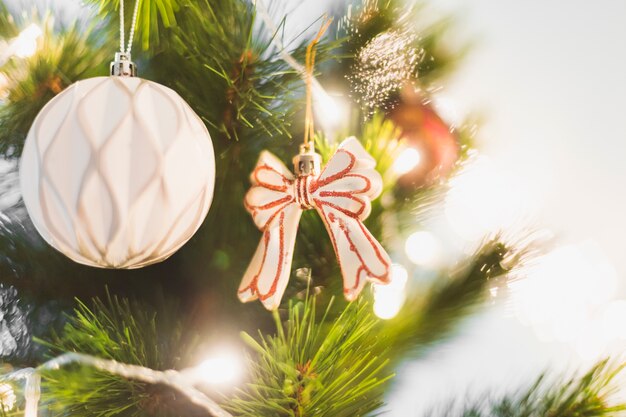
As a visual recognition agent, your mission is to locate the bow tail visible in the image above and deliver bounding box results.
[316,203,391,301]
[238,204,302,310]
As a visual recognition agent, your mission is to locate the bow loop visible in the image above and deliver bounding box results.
[245,152,295,231]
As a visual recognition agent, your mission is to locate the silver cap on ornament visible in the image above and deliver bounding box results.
[293,143,322,177]
[110,52,137,77]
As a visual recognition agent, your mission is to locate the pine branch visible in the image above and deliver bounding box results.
[443,360,626,417]
[84,0,180,50]
[381,238,522,360]
[227,296,393,417]
[0,2,18,39]
[0,9,111,158]
[36,292,205,417]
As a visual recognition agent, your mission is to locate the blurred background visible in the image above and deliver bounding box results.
[1,0,626,415]
[388,1,626,414]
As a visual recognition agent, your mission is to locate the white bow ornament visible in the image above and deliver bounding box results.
[238,137,391,310]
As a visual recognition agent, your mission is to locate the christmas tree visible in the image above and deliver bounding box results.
[0,0,624,416]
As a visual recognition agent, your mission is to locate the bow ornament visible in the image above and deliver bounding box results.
[238,137,391,310]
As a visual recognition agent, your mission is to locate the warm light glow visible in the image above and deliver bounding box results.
[392,147,421,175]
[509,241,618,357]
[601,300,626,341]
[12,24,43,58]
[404,230,441,266]
[445,154,535,243]
[0,73,9,97]
[373,264,408,320]
[313,85,349,136]
[0,383,16,412]
[193,349,243,386]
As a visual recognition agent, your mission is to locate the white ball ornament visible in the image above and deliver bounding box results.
[19,54,215,269]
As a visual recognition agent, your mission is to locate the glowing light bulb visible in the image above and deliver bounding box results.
[601,300,626,340]
[313,85,349,136]
[193,350,243,386]
[0,383,16,412]
[12,24,42,58]
[0,73,9,98]
[392,147,421,175]
[445,154,535,243]
[509,241,618,347]
[373,264,408,320]
[404,230,441,266]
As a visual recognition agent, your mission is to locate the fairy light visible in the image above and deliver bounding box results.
[0,24,43,66]
[0,73,9,98]
[404,230,441,267]
[0,383,16,412]
[313,86,349,137]
[392,147,421,175]
[12,24,42,58]
[601,300,626,341]
[509,241,620,360]
[191,350,243,386]
[373,264,408,319]
[0,353,234,417]
[445,154,535,244]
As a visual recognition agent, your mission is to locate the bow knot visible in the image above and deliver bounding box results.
[295,176,314,209]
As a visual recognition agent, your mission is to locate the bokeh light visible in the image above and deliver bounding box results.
[373,264,409,319]
[509,241,620,359]
[313,86,349,137]
[445,154,534,244]
[192,349,243,386]
[12,24,42,58]
[0,383,16,412]
[405,230,441,267]
[392,147,421,175]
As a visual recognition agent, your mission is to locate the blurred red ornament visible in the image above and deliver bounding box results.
[388,87,459,187]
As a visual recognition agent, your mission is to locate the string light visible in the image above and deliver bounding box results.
[0,352,234,417]
[404,230,441,267]
[0,72,9,99]
[0,24,43,67]
[373,264,408,319]
[509,241,620,360]
[189,350,243,386]
[11,24,42,58]
[601,300,626,341]
[392,147,421,175]
[313,86,349,138]
[0,383,16,412]
[445,154,534,244]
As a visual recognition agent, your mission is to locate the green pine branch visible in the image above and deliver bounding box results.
[445,360,626,417]
[0,7,111,158]
[85,0,180,50]
[36,291,204,417]
[227,296,394,417]
[380,238,522,361]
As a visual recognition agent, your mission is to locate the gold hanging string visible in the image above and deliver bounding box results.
[303,17,333,150]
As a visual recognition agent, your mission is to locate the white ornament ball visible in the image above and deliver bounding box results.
[20,76,215,269]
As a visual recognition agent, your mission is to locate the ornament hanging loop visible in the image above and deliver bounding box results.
[111,0,140,77]
[302,16,332,150]
[295,17,332,176]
